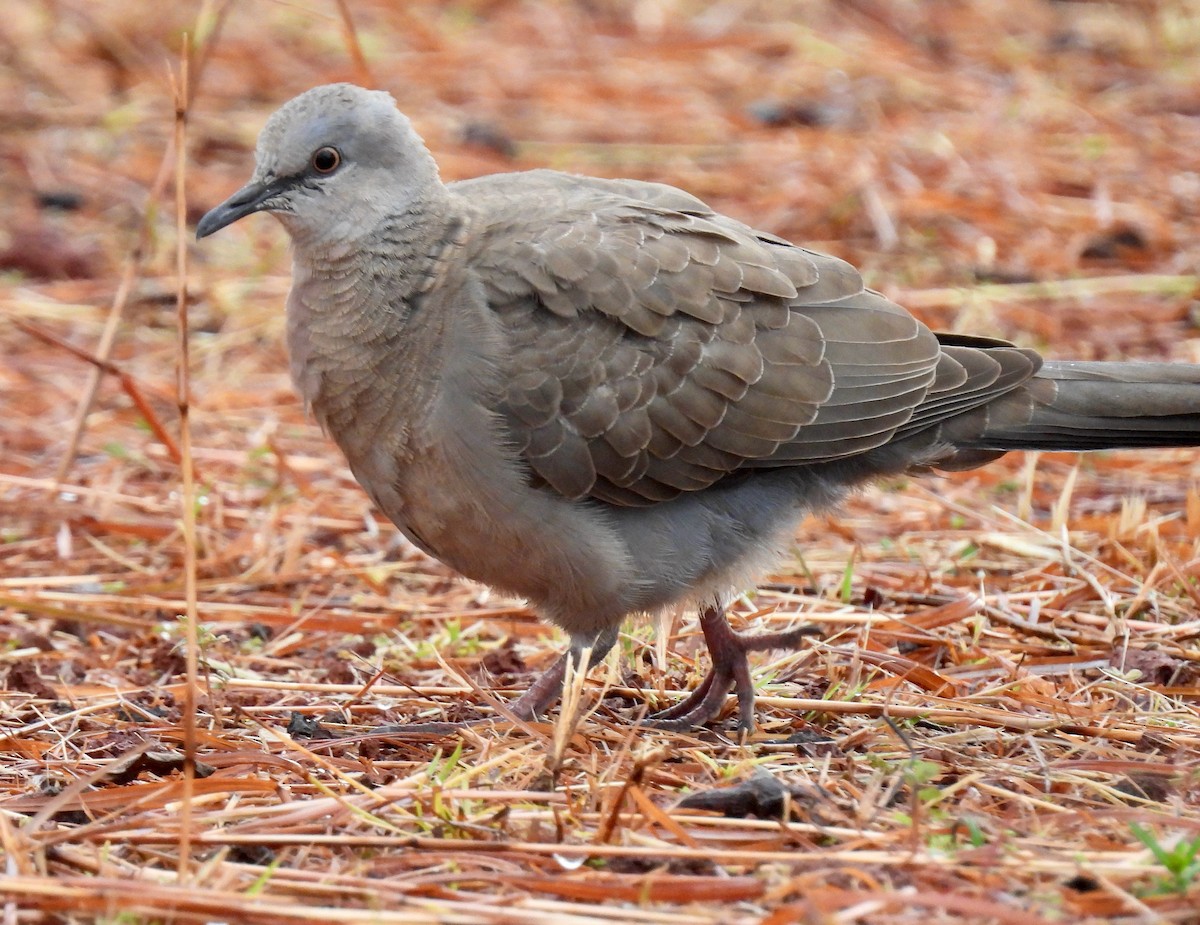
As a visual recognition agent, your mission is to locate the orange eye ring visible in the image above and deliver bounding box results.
[311,146,341,174]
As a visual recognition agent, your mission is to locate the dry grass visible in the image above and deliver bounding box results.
[3,1,1200,922]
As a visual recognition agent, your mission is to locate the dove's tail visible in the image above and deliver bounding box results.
[932,359,1200,470]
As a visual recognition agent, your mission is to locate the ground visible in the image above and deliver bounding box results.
[2,1,1200,923]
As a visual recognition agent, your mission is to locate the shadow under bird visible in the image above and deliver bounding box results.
[198,83,1200,733]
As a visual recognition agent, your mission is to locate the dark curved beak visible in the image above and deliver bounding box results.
[195,179,275,239]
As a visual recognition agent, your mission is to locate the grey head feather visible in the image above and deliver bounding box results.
[197,83,443,247]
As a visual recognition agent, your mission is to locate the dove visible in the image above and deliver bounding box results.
[197,84,1200,731]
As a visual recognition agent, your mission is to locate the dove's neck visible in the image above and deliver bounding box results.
[285,190,469,457]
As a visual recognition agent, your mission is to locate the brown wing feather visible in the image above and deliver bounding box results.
[453,170,953,506]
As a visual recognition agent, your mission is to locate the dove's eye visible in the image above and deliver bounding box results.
[311,147,341,174]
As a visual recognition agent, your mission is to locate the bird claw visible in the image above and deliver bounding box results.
[348,612,816,738]
[505,652,570,721]
[642,606,820,733]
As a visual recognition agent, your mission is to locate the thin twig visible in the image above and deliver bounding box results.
[170,43,199,886]
[334,0,374,88]
[14,319,182,465]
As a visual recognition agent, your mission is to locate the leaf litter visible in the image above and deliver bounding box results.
[2,1,1200,922]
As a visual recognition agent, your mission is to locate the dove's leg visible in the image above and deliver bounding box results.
[645,603,819,732]
[351,627,616,739]
[507,625,619,720]
[506,653,568,720]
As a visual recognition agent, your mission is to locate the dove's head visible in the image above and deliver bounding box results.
[196,84,439,247]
